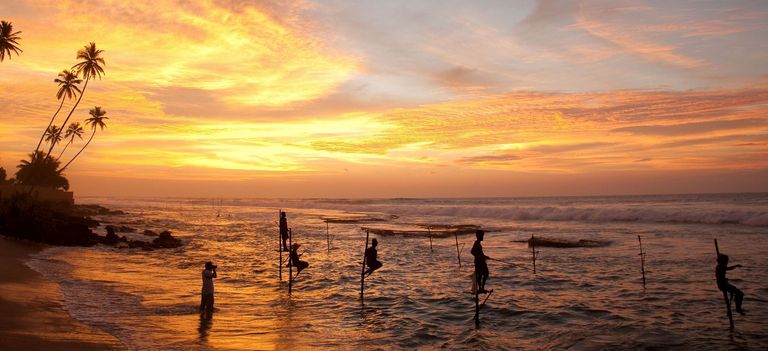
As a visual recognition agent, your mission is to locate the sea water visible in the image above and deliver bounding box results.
[28,193,768,350]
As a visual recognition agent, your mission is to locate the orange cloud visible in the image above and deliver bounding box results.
[12,0,358,107]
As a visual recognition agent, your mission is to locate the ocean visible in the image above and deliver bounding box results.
[27,193,768,350]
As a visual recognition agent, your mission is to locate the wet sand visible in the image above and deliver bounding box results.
[0,236,121,351]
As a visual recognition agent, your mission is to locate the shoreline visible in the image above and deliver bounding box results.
[0,236,122,350]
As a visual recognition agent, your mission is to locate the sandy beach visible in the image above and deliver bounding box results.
[0,236,121,351]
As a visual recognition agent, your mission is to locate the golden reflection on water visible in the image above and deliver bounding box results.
[27,197,768,350]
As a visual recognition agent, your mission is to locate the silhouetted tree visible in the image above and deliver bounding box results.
[44,125,63,147]
[0,167,7,183]
[16,151,69,190]
[36,70,82,154]
[48,42,104,156]
[0,21,22,61]
[60,107,108,172]
[57,122,84,160]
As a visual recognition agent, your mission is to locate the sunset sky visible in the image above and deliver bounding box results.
[1,0,767,197]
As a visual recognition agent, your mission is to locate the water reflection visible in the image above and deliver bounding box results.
[30,196,768,350]
[198,315,213,343]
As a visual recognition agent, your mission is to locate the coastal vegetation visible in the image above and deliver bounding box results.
[35,70,82,154]
[15,151,69,190]
[45,42,105,158]
[3,20,109,191]
[0,20,22,61]
[0,21,176,249]
[60,106,108,172]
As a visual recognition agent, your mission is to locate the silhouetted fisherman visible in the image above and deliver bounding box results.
[364,238,383,277]
[280,211,289,251]
[471,230,490,294]
[716,254,745,315]
[289,243,309,276]
[200,261,217,318]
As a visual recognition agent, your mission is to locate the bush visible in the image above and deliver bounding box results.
[15,151,69,190]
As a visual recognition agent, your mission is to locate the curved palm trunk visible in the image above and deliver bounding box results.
[59,128,94,172]
[47,76,90,157]
[56,140,73,161]
[35,99,65,153]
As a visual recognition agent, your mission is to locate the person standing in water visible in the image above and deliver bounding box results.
[289,243,309,277]
[200,261,217,318]
[364,238,383,277]
[716,254,746,315]
[279,211,289,251]
[471,230,490,293]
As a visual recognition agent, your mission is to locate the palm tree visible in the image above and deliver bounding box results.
[47,42,104,156]
[16,151,69,190]
[44,125,63,147]
[35,70,82,154]
[0,21,22,62]
[57,122,84,160]
[59,107,108,172]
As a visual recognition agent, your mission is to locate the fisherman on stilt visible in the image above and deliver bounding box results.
[280,211,289,251]
[289,243,309,278]
[716,253,746,315]
[364,238,383,277]
[471,229,491,294]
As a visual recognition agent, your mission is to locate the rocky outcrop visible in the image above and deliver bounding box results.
[72,204,126,216]
[152,230,183,248]
[103,228,181,250]
[1,193,181,249]
[105,224,137,233]
[521,237,611,248]
[0,194,100,246]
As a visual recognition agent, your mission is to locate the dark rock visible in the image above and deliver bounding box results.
[0,194,101,246]
[143,229,158,237]
[72,204,113,216]
[118,225,136,233]
[524,237,612,248]
[360,224,480,238]
[152,230,182,248]
[1,195,179,250]
[106,224,137,233]
[103,226,120,245]
[128,240,150,249]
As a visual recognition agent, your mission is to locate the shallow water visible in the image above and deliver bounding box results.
[28,194,768,350]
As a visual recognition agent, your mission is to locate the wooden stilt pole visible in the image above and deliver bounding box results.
[638,235,646,287]
[455,232,462,267]
[288,228,293,294]
[474,288,480,326]
[361,230,370,300]
[531,234,537,274]
[278,210,282,281]
[714,239,734,331]
[428,227,433,252]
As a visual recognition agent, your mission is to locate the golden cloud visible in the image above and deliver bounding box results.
[14,0,358,107]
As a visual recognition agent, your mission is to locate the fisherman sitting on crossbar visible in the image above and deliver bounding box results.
[716,253,745,315]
